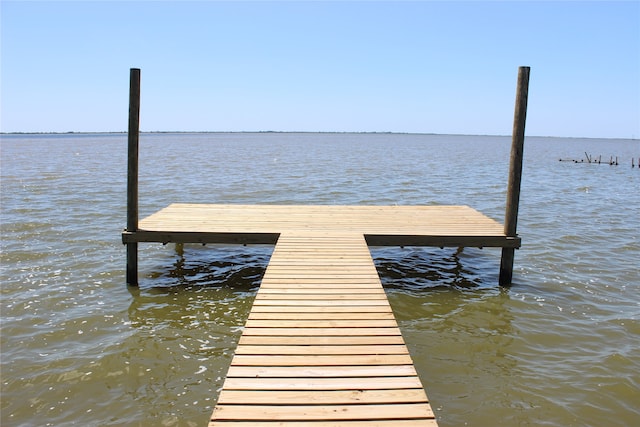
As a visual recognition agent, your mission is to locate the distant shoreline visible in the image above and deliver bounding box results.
[0,130,473,136]
[0,131,636,140]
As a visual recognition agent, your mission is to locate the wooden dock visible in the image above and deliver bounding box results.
[121,67,531,425]
[212,232,435,426]
[122,203,521,426]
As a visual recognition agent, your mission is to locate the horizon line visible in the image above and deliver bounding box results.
[0,130,636,140]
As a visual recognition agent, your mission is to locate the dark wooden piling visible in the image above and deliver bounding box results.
[499,66,530,286]
[126,68,141,286]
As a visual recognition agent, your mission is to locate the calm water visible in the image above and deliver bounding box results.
[1,133,638,426]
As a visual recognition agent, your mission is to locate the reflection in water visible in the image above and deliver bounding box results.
[372,246,497,291]
[375,247,468,290]
[128,245,270,328]
[149,244,269,290]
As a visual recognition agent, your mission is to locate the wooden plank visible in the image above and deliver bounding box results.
[254,294,387,300]
[244,320,399,328]
[122,230,280,244]
[230,354,414,366]
[260,276,382,282]
[211,403,434,421]
[259,281,381,287]
[210,421,439,427]
[251,300,391,307]
[226,365,418,378]
[365,234,520,248]
[265,261,376,266]
[220,376,426,390]
[262,268,381,274]
[247,312,396,320]
[241,327,401,336]
[258,285,384,290]
[238,335,406,345]
[233,344,410,355]
[216,389,428,405]
[249,305,391,313]
[258,280,382,286]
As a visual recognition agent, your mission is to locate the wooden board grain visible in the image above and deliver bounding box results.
[209,233,438,426]
[124,203,520,248]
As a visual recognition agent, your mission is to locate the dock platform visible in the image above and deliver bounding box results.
[122,203,520,249]
[122,203,521,426]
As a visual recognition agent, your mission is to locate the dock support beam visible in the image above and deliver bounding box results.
[500,66,530,286]
[126,68,141,286]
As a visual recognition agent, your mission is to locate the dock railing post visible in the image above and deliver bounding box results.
[126,68,141,286]
[499,66,530,286]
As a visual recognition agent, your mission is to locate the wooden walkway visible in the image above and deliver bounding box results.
[122,203,521,426]
[211,232,436,425]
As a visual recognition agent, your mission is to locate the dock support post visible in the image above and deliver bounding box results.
[500,66,530,286]
[126,68,141,286]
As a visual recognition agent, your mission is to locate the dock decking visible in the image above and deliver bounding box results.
[123,203,520,249]
[211,232,436,425]
[122,203,521,426]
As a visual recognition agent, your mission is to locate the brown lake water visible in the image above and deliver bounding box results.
[1,132,638,426]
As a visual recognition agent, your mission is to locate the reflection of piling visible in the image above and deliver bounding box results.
[500,66,529,286]
[126,69,141,286]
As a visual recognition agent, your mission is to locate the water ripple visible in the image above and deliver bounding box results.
[1,133,638,427]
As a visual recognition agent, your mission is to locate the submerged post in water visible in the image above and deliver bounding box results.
[500,66,530,286]
[126,68,141,286]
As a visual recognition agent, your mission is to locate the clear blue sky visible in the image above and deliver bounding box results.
[1,1,639,138]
